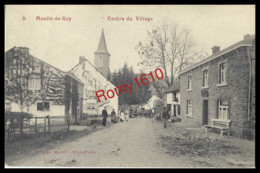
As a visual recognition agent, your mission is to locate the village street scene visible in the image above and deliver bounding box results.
[5,5,255,168]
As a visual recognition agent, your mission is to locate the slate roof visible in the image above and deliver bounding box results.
[163,81,180,93]
[180,37,254,75]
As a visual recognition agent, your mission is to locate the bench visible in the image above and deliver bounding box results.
[204,119,231,136]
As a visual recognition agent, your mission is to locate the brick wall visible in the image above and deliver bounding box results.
[180,46,252,138]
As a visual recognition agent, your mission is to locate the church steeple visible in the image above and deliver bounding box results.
[94,28,110,78]
[95,28,110,55]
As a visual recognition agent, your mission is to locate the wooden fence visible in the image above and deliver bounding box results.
[5,114,70,140]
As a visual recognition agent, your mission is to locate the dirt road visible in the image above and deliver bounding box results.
[6,118,187,168]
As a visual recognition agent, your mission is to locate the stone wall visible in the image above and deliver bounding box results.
[180,46,252,138]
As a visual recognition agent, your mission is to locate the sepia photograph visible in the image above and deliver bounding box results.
[4,5,255,168]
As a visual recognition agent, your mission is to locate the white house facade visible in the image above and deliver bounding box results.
[69,29,118,117]
[164,81,180,117]
[144,95,163,110]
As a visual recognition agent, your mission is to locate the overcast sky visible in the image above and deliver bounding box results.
[5,5,255,73]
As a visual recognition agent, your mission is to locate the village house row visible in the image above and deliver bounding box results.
[5,29,118,121]
[165,34,255,139]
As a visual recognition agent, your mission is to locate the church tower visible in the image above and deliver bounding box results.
[94,28,110,78]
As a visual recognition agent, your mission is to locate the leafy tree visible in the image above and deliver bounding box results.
[110,63,152,109]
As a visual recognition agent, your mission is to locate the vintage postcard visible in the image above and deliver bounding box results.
[4,5,255,168]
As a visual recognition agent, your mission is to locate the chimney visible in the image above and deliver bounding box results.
[244,34,254,41]
[211,46,220,54]
[79,56,86,63]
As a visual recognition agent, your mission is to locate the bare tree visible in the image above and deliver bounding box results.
[5,47,39,112]
[136,22,207,87]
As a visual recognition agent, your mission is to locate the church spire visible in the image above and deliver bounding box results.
[95,28,110,55]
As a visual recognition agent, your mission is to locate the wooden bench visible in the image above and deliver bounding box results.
[204,119,231,136]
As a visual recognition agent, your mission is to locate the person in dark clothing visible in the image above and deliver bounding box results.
[111,109,116,122]
[102,107,108,126]
[162,107,168,128]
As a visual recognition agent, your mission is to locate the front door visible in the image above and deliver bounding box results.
[167,104,171,117]
[202,100,208,125]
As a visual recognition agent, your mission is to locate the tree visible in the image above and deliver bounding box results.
[136,22,207,87]
[107,70,112,82]
[39,64,65,106]
[110,63,152,109]
[64,75,71,116]
[5,47,38,112]
[71,79,79,124]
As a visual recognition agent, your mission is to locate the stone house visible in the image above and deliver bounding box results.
[179,34,255,139]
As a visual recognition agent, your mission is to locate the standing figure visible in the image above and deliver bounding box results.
[120,111,125,122]
[111,109,116,123]
[125,111,129,122]
[162,107,168,128]
[102,107,108,126]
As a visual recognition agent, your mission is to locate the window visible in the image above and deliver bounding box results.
[188,76,192,90]
[187,100,192,116]
[203,69,208,87]
[29,77,41,90]
[87,90,96,98]
[34,64,41,73]
[172,93,178,102]
[91,103,95,109]
[87,103,95,110]
[218,100,229,120]
[13,58,16,65]
[37,102,50,111]
[87,103,91,109]
[219,63,227,84]
[5,103,11,112]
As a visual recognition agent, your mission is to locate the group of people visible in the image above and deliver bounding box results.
[102,106,169,128]
[101,107,116,126]
[101,107,132,126]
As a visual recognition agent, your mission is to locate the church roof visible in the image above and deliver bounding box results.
[95,28,110,55]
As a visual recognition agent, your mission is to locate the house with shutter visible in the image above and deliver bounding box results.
[5,46,84,120]
[164,81,180,117]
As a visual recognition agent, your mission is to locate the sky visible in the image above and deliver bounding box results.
[5,5,255,73]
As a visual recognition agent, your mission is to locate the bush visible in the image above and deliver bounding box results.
[5,112,33,119]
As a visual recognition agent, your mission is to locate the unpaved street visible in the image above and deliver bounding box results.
[6,118,187,167]
[6,118,255,168]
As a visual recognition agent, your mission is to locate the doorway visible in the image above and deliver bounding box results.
[202,100,208,125]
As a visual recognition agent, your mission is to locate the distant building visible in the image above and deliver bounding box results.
[143,95,163,110]
[164,81,180,117]
[179,34,255,139]
[5,47,84,120]
[70,29,118,117]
